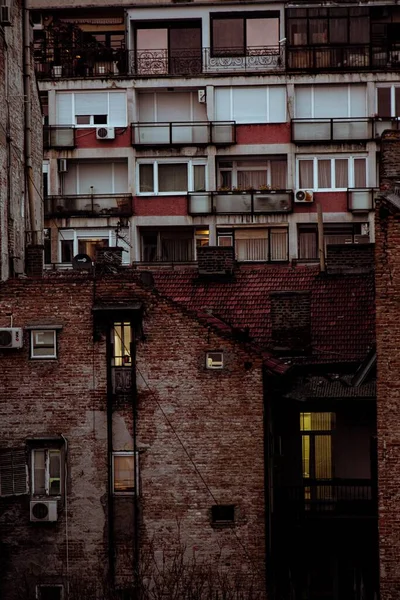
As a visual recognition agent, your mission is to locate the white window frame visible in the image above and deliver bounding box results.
[215,86,287,124]
[296,155,368,191]
[138,91,204,123]
[112,452,138,496]
[218,159,275,188]
[30,329,57,359]
[376,84,400,117]
[295,84,366,118]
[36,584,64,600]
[206,351,224,370]
[57,92,127,128]
[67,162,127,195]
[31,448,62,497]
[136,159,208,196]
[58,228,130,265]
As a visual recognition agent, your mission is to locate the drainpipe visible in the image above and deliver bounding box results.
[23,0,39,246]
[317,202,326,273]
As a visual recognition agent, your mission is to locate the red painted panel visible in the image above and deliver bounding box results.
[134,196,188,216]
[236,123,291,145]
[75,127,131,149]
[294,192,348,214]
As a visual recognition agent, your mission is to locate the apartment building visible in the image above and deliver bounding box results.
[28,0,396,270]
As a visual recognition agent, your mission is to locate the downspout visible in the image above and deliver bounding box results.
[106,322,115,582]
[23,0,39,246]
[131,326,140,591]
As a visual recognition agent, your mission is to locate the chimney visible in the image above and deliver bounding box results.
[26,245,44,278]
[197,246,235,276]
[326,244,374,274]
[270,291,311,354]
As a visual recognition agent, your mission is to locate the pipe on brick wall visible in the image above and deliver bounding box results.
[317,202,326,273]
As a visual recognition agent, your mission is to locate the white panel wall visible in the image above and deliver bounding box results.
[215,86,286,123]
[63,162,128,195]
[138,92,207,122]
[295,85,367,118]
[56,92,127,126]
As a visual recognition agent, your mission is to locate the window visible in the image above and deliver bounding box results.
[112,453,137,495]
[58,228,130,265]
[0,449,27,497]
[217,228,288,262]
[36,585,64,600]
[287,7,369,46]
[56,92,127,127]
[112,322,132,367]
[211,504,235,525]
[137,161,206,195]
[376,85,400,117]
[217,159,287,190]
[211,12,279,56]
[62,161,128,195]
[296,156,367,190]
[298,223,370,259]
[215,86,286,124]
[138,91,207,123]
[206,351,224,369]
[30,330,57,359]
[32,449,61,497]
[295,85,367,118]
[141,227,199,262]
[300,412,335,503]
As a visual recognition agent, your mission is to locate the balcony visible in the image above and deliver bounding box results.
[188,190,293,215]
[348,188,378,212]
[34,48,129,79]
[374,117,400,138]
[287,44,400,72]
[275,480,377,520]
[132,122,235,147]
[292,118,373,144]
[44,194,133,218]
[43,126,76,150]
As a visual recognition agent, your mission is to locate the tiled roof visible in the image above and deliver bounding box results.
[151,264,375,365]
[284,374,376,400]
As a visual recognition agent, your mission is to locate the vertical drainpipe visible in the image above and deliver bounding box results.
[23,0,39,246]
[106,323,115,582]
[131,322,140,591]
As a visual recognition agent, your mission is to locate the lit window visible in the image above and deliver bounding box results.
[206,351,224,369]
[112,322,132,367]
[30,330,57,359]
[211,504,235,525]
[112,453,137,495]
[32,449,61,497]
[36,585,64,600]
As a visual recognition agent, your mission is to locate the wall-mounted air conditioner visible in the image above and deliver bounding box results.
[0,328,23,349]
[30,500,58,522]
[96,127,115,140]
[0,4,11,25]
[58,159,68,173]
[198,90,206,104]
[295,189,314,203]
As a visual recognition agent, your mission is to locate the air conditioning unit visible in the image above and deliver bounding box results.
[96,127,115,140]
[0,328,23,349]
[0,4,11,25]
[295,189,314,203]
[58,158,68,173]
[198,89,206,104]
[30,500,58,522]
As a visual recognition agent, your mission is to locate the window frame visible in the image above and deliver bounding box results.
[376,84,400,118]
[57,228,130,265]
[210,11,280,57]
[31,447,63,498]
[136,159,207,196]
[211,504,236,526]
[217,227,289,263]
[206,351,224,370]
[36,584,64,600]
[112,452,138,496]
[297,222,370,259]
[56,91,127,128]
[294,84,367,119]
[30,329,58,360]
[217,158,287,190]
[296,155,368,191]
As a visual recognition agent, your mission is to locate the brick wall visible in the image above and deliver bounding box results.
[270,291,311,353]
[0,272,266,598]
[380,131,400,190]
[326,244,375,274]
[197,246,235,275]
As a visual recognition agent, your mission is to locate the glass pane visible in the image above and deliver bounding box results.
[139,164,154,193]
[395,88,400,117]
[299,160,314,189]
[299,230,317,259]
[302,435,310,478]
[213,18,244,55]
[309,19,328,44]
[354,158,367,187]
[377,88,392,117]
[61,240,73,263]
[49,450,61,496]
[78,239,108,261]
[318,159,331,188]
[350,16,369,44]
[237,170,267,190]
[315,435,332,479]
[236,237,268,261]
[39,587,62,600]
[114,455,135,493]
[247,18,279,49]
[193,165,206,192]
[158,164,188,192]
[34,450,46,495]
[301,412,334,431]
[335,159,348,188]
[330,18,347,44]
[271,161,287,189]
[288,19,307,45]
[270,229,288,261]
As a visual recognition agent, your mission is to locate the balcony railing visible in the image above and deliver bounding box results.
[34,48,129,79]
[275,480,377,519]
[44,194,133,218]
[43,126,76,149]
[188,190,293,215]
[292,118,373,143]
[348,188,378,212]
[374,117,400,138]
[132,121,236,146]
[287,44,400,72]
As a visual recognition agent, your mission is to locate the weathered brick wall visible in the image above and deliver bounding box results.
[197,246,235,275]
[375,199,400,599]
[380,131,400,190]
[326,244,375,274]
[270,291,311,353]
[0,272,266,598]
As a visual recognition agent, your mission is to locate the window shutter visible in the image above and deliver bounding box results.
[108,92,127,127]
[269,86,286,123]
[75,92,108,116]
[0,449,28,496]
[215,88,232,121]
[56,93,73,125]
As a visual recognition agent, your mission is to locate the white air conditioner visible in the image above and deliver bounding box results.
[30,500,58,522]
[0,328,23,349]
[96,127,115,140]
[0,4,11,25]
[295,189,314,203]
[198,89,206,104]
[58,158,68,173]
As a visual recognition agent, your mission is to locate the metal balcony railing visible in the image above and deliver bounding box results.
[43,126,76,149]
[132,121,236,146]
[188,190,293,215]
[34,48,129,79]
[347,188,379,212]
[275,480,377,518]
[292,118,373,143]
[44,194,133,218]
[287,44,400,72]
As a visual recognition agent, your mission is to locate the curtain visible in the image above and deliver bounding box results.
[33,450,46,494]
[193,165,206,192]
[237,170,267,189]
[271,161,287,188]
[350,16,369,44]
[270,229,288,261]
[139,164,154,193]
[299,231,317,259]
[114,455,134,492]
[158,164,188,192]
[162,238,193,261]
[236,239,268,261]
[318,159,331,188]
[212,18,244,54]
[377,88,391,117]
[299,160,314,188]
[354,158,367,187]
[335,159,348,188]
[309,19,328,44]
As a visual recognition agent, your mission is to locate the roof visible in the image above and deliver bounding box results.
[151,264,375,365]
[283,374,376,401]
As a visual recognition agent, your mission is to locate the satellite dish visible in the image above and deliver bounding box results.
[72,254,93,270]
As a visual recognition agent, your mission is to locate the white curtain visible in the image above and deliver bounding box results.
[299,160,314,188]
[318,160,331,188]
[270,229,288,261]
[139,165,154,193]
[335,159,348,188]
[354,159,367,187]
[158,164,188,192]
[299,231,317,259]
[271,161,287,188]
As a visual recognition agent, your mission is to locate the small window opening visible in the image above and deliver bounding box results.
[211,504,235,525]
[206,351,224,369]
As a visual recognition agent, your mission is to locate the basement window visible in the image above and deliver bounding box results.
[36,585,64,600]
[211,504,235,526]
[206,351,224,369]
